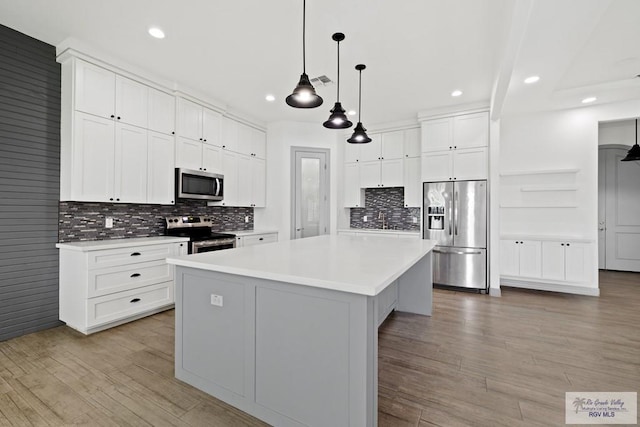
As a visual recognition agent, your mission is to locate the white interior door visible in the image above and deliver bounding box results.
[597,149,606,269]
[603,147,640,272]
[292,148,329,239]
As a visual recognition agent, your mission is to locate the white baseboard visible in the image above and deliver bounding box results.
[489,287,502,297]
[500,278,599,297]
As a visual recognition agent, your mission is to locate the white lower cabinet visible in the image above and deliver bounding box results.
[57,239,187,334]
[501,237,595,294]
[236,232,278,247]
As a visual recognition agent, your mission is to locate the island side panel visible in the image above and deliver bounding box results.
[396,252,433,316]
[174,266,377,427]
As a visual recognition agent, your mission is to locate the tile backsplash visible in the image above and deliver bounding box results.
[350,187,420,231]
[59,200,253,242]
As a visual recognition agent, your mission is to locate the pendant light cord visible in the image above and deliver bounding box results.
[336,40,340,101]
[302,0,306,73]
[357,69,362,122]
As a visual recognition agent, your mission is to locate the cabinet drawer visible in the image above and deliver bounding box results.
[88,260,173,298]
[87,282,173,327]
[87,244,177,269]
[243,233,278,247]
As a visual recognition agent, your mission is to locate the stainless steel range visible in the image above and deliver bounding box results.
[165,216,236,254]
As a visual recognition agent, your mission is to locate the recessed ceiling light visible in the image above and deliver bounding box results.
[451,90,463,97]
[148,27,165,39]
[348,110,356,116]
[524,75,540,84]
[265,94,275,102]
[582,97,597,104]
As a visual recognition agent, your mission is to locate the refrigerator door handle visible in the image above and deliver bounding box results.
[448,199,452,235]
[454,191,459,235]
[433,249,483,255]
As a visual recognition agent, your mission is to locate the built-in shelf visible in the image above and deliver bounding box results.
[520,185,579,192]
[500,168,580,177]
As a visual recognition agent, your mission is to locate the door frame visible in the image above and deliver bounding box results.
[290,147,331,239]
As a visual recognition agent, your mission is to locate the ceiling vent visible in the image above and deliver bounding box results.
[310,75,333,86]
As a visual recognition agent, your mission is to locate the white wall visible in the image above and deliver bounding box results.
[599,119,637,146]
[255,121,340,240]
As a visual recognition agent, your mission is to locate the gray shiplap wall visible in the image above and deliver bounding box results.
[0,24,62,341]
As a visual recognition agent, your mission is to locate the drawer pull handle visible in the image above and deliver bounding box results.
[259,237,264,241]
[130,298,141,303]
[130,252,141,256]
[130,273,141,278]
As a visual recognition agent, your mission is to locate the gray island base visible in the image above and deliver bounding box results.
[167,235,436,427]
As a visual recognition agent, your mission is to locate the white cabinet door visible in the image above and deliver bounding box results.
[453,112,488,149]
[221,117,238,152]
[565,243,589,283]
[359,161,381,188]
[345,142,360,163]
[73,112,115,201]
[452,147,488,180]
[381,159,403,187]
[147,131,175,205]
[115,75,148,128]
[251,128,267,159]
[403,157,421,207]
[176,98,202,141]
[251,157,266,207]
[381,130,404,160]
[148,88,175,135]
[202,108,221,146]
[500,240,520,277]
[422,118,452,152]
[75,60,115,119]
[114,123,148,203]
[237,154,252,206]
[176,137,203,170]
[360,133,382,162]
[220,150,238,206]
[404,128,421,158]
[519,240,542,278]
[421,151,452,182]
[202,144,221,173]
[344,162,362,207]
[542,241,566,281]
[236,123,253,156]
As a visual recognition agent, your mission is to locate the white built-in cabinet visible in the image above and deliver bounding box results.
[61,58,176,204]
[235,232,278,247]
[501,237,594,292]
[343,127,420,208]
[421,112,488,182]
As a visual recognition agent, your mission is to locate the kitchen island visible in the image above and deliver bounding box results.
[166,234,436,427]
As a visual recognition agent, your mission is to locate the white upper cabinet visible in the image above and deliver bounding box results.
[345,142,360,163]
[343,162,362,207]
[359,134,382,162]
[403,128,420,158]
[175,137,220,173]
[251,128,267,159]
[147,131,176,205]
[177,98,221,146]
[251,157,267,207]
[148,88,175,135]
[422,112,488,152]
[236,123,253,156]
[403,156,421,207]
[114,123,148,203]
[221,117,238,152]
[115,75,148,128]
[74,60,115,119]
[381,131,404,160]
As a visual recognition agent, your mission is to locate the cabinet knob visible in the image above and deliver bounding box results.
[381,157,384,160]
[117,116,121,120]
[171,200,174,204]
[130,273,141,278]
[454,146,457,149]
[172,131,175,135]
[199,167,202,170]
[179,243,183,247]
[453,177,456,180]
[109,198,113,201]
[449,146,452,150]
[130,298,141,303]
[203,168,207,171]
[116,198,120,201]
[561,243,565,246]
[204,139,207,142]
[259,237,264,241]
[567,243,571,247]
[110,115,115,118]
[223,145,226,148]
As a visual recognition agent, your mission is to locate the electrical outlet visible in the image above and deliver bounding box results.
[105,217,114,228]
[245,216,250,223]
[363,216,368,222]
[412,217,418,224]
[210,294,223,307]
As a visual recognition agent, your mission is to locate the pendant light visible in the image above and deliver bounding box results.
[323,33,352,129]
[286,0,323,108]
[621,119,640,161]
[347,64,372,144]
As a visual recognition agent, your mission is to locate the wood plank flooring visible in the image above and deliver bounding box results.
[0,270,638,426]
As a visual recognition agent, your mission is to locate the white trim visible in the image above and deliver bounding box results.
[500,234,595,243]
[489,287,502,297]
[500,168,580,176]
[417,102,490,122]
[501,278,600,296]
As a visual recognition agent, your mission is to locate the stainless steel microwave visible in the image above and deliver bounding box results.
[176,168,224,201]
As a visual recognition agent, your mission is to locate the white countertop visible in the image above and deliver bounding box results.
[338,228,420,236]
[231,229,279,237]
[167,235,436,296]
[56,236,189,251]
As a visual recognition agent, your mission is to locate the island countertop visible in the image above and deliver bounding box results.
[167,234,436,296]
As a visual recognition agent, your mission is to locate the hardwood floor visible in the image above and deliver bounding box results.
[0,270,638,426]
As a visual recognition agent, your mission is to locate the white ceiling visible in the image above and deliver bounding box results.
[0,0,638,126]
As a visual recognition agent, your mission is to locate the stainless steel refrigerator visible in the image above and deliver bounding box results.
[423,180,487,291]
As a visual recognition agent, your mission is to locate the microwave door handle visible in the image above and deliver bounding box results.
[215,178,221,196]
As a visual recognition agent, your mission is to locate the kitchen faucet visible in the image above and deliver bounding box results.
[378,211,388,229]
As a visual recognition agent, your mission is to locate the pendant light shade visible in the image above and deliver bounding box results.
[286,0,323,109]
[621,119,640,162]
[323,33,352,129]
[347,64,371,144]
